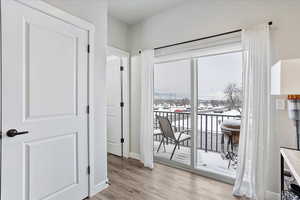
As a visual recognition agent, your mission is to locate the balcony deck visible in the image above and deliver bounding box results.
[153,110,240,179]
[154,141,236,179]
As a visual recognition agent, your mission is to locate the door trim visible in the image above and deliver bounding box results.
[107,46,130,158]
[1,0,98,197]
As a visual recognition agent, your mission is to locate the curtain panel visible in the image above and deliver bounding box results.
[233,24,272,200]
[140,50,155,169]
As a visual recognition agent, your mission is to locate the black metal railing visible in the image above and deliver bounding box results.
[153,110,241,153]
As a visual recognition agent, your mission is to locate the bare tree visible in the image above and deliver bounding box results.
[224,83,242,113]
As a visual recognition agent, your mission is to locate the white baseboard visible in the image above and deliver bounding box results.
[129,152,140,160]
[265,190,280,200]
[89,179,109,197]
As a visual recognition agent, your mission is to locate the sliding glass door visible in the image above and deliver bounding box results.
[153,50,242,182]
[196,52,242,179]
[154,59,192,167]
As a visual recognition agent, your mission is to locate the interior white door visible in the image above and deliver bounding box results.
[1,1,89,200]
[106,56,122,156]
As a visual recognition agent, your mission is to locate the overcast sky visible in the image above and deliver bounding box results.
[154,51,242,100]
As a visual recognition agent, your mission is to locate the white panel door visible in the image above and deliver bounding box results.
[106,56,122,156]
[1,1,89,200]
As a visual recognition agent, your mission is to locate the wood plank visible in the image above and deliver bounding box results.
[93,154,239,200]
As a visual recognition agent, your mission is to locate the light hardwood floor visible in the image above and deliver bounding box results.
[92,154,240,200]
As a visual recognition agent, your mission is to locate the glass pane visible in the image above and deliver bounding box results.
[196,52,242,179]
[153,59,191,166]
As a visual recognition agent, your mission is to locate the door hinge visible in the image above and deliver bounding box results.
[120,66,124,71]
[121,138,124,144]
[86,105,90,114]
[87,45,90,53]
[87,166,90,175]
[120,102,124,107]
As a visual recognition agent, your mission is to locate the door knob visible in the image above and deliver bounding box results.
[6,129,29,137]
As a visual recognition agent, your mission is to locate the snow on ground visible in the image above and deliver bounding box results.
[154,141,236,178]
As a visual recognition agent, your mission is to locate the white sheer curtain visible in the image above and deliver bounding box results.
[233,24,272,199]
[140,50,155,169]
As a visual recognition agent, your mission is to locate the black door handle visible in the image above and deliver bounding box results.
[7,129,29,137]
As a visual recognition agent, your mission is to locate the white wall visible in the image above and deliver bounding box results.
[128,0,300,194]
[41,0,108,194]
[108,15,129,51]
[130,56,141,155]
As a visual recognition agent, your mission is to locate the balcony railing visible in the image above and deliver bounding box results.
[154,110,241,153]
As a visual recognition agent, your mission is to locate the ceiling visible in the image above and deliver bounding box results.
[108,0,187,25]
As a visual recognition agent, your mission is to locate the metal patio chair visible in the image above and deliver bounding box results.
[153,129,166,152]
[156,116,191,160]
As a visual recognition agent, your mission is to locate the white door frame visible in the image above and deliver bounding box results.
[1,0,97,197]
[106,46,130,158]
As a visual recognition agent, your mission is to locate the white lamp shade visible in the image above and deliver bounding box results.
[271,59,300,95]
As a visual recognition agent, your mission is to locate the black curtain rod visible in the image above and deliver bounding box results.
[154,21,273,51]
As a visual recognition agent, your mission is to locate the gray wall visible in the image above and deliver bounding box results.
[128,0,300,194]
[108,15,130,51]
